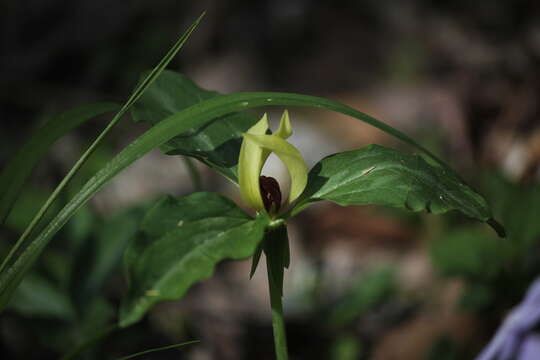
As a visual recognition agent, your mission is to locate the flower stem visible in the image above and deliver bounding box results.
[267,266,289,360]
[264,225,290,360]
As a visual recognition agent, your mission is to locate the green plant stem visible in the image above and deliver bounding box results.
[264,225,290,360]
[267,264,289,360]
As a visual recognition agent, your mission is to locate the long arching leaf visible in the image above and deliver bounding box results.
[0,91,500,311]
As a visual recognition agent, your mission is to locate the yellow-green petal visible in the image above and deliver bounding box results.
[238,114,269,211]
[275,110,292,139]
[242,133,308,205]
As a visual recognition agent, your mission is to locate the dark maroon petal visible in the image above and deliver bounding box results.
[259,176,282,213]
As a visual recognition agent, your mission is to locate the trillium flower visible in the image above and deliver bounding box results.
[238,110,308,216]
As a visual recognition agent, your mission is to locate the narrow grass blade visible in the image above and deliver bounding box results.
[0,103,119,225]
[0,91,500,311]
[0,13,205,276]
[60,325,118,360]
[116,340,200,360]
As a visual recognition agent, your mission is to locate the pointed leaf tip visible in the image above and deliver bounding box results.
[276,110,292,139]
[487,218,506,238]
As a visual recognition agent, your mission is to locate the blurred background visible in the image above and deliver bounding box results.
[2,1,540,359]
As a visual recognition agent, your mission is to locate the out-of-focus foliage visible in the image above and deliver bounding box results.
[327,267,396,328]
[8,273,76,320]
[431,226,509,280]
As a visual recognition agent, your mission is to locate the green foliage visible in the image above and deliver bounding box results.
[482,174,540,251]
[1,89,487,314]
[70,206,146,308]
[429,175,540,316]
[0,15,507,360]
[3,186,62,233]
[263,225,291,359]
[327,267,396,327]
[131,70,258,181]
[0,103,119,225]
[459,283,496,311]
[330,335,363,360]
[8,273,76,320]
[292,145,495,227]
[262,226,290,297]
[119,192,269,327]
[427,336,470,360]
[0,15,205,311]
[430,227,509,280]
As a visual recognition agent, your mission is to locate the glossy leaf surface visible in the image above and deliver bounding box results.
[291,144,496,227]
[119,192,268,326]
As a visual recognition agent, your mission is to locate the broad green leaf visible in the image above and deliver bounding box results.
[0,90,501,312]
[119,192,268,327]
[131,70,258,181]
[291,144,495,226]
[0,103,119,225]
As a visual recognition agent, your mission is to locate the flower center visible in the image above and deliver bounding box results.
[259,176,282,214]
